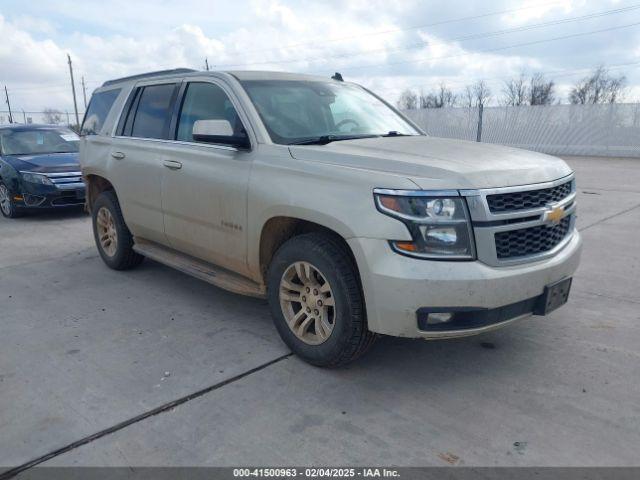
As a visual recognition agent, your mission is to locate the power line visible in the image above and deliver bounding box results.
[7,79,101,93]
[228,0,567,56]
[216,4,640,68]
[306,21,640,74]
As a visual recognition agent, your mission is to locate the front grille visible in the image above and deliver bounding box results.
[495,216,572,259]
[46,172,84,190]
[487,180,572,213]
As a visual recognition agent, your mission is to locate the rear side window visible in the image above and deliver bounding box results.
[81,88,120,135]
[125,83,177,139]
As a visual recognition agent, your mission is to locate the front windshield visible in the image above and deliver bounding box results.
[0,128,79,156]
[240,80,420,145]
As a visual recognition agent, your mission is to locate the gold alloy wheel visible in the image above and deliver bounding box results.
[0,184,11,216]
[96,206,118,257]
[279,261,336,345]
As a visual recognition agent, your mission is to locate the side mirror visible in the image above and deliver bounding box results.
[192,119,250,149]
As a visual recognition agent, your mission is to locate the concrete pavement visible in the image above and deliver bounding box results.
[1,156,639,470]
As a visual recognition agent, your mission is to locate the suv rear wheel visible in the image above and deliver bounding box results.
[92,190,144,270]
[267,232,376,367]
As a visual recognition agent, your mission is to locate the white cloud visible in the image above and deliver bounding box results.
[10,15,57,35]
[500,0,584,26]
[0,0,637,112]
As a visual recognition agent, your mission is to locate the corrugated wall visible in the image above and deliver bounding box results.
[404,103,640,157]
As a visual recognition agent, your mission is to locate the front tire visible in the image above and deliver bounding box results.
[92,190,144,270]
[267,233,376,367]
[0,182,23,218]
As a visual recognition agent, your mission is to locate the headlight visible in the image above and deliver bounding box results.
[20,172,54,186]
[374,189,475,260]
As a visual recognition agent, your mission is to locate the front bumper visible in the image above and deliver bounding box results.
[16,181,85,209]
[347,230,582,339]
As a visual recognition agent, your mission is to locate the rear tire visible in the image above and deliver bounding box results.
[267,232,376,367]
[92,190,144,270]
[0,182,23,219]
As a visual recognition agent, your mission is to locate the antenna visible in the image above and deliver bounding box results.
[331,72,344,82]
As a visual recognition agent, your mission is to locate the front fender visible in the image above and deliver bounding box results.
[246,148,416,279]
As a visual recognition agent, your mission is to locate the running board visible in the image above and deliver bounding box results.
[133,238,266,299]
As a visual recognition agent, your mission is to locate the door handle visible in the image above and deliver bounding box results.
[111,151,125,160]
[163,160,183,170]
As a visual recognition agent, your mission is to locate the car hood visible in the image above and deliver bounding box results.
[288,136,572,190]
[2,152,80,173]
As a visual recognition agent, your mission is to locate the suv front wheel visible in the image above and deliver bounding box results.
[267,233,376,367]
[92,190,144,270]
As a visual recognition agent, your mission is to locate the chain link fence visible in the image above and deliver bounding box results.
[0,110,85,128]
[404,103,640,158]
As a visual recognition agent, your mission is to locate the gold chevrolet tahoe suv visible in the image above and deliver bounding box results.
[80,69,582,366]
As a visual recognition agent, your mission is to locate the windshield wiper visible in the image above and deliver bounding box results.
[289,134,379,146]
[381,131,412,137]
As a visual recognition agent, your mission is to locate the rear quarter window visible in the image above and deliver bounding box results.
[81,88,121,135]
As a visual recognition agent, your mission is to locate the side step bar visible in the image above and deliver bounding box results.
[133,238,266,299]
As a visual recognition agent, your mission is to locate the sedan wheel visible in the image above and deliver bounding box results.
[0,184,11,216]
[0,182,21,218]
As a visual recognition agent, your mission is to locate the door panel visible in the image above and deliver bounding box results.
[161,142,251,275]
[161,80,252,275]
[107,136,167,245]
[108,82,179,245]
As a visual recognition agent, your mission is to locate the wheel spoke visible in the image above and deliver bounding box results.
[294,262,309,284]
[323,295,335,307]
[281,279,303,293]
[288,308,307,329]
[296,315,313,337]
[318,316,333,339]
[280,291,301,303]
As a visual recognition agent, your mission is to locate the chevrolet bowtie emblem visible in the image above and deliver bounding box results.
[545,206,564,224]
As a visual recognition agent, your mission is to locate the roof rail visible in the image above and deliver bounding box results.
[102,68,198,87]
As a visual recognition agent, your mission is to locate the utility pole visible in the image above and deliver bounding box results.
[67,54,80,128]
[205,58,210,71]
[81,76,88,109]
[4,86,13,123]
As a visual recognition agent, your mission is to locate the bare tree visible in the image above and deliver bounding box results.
[569,66,627,104]
[463,85,475,108]
[472,80,491,107]
[530,73,555,105]
[419,83,457,108]
[397,89,418,110]
[503,74,528,106]
[43,108,63,125]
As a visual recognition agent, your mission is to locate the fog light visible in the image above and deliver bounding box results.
[23,194,46,206]
[427,312,454,324]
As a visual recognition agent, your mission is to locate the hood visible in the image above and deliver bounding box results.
[2,152,80,173]
[289,136,572,190]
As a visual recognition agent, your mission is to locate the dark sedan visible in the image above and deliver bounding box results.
[0,124,85,218]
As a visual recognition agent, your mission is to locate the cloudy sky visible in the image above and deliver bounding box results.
[1,0,640,114]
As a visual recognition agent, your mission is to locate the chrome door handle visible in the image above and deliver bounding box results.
[111,151,125,160]
[163,160,182,170]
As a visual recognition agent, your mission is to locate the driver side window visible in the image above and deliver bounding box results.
[176,82,246,143]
